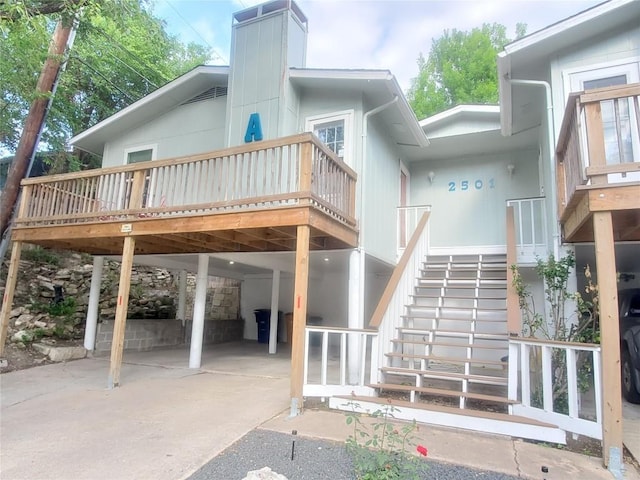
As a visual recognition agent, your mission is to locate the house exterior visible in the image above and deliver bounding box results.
[1,0,638,468]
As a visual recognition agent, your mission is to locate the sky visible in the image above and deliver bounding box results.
[153,0,605,93]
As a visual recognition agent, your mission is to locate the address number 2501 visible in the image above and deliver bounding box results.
[448,178,495,192]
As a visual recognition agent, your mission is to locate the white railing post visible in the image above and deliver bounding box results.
[508,341,519,401]
[520,343,531,407]
[566,348,579,419]
[541,345,553,412]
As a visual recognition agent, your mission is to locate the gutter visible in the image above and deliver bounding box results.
[504,77,560,258]
[355,94,399,326]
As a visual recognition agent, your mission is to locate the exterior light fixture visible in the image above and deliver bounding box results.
[428,171,435,184]
[507,164,515,178]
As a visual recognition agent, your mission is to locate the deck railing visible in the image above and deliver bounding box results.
[508,337,602,439]
[556,83,640,219]
[397,204,430,257]
[16,133,357,229]
[303,326,378,397]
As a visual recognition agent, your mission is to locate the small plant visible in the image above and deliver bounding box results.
[21,246,61,266]
[48,297,76,319]
[344,400,428,479]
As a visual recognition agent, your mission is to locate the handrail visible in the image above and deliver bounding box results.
[369,211,430,329]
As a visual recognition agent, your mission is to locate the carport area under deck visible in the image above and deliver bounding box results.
[0,134,359,416]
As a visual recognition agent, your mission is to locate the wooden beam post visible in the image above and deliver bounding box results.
[290,224,310,416]
[593,211,623,468]
[108,236,136,388]
[0,241,23,355]
[506,206,520,336]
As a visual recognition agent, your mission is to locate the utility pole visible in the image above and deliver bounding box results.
[0,20,74,238]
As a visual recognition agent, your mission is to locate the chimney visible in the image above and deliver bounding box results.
[225,0,308,146]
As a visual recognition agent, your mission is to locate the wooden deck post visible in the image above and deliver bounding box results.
[290,224,310,416]
[0,241,23,355]
[506,206,520,336]
[593,211,623,468]
[108,236,136,388]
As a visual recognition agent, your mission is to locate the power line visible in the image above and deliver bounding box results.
[83,36,160,92]
[85,24,173,84]
[69,56,135,102]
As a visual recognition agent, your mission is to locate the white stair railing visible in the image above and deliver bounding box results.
[508,337,602,439]
[302,326,378,397]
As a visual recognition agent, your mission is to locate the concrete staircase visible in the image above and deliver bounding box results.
[331,254,566,444]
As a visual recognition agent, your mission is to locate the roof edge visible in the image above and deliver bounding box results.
[69,65,230,150]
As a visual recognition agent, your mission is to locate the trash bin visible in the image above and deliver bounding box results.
[254,309,283,344]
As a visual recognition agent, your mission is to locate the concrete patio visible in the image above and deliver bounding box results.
[1,342,639,479]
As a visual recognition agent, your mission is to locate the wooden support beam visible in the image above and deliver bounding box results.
[0,242,23,355]
[290,224,310,415]
[562,193,591,242]
[108,236,136,388]
[505,206,520,335]
[589,185,640,212]
[593,211,623,467]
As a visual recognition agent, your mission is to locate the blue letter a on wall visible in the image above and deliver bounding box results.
[244,113,263,143]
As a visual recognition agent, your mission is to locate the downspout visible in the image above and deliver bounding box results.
[504,77,560,259]
[357,94,399,325]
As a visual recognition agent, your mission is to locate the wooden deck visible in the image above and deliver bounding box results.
[556,83,640,243]
[10,133,358,254]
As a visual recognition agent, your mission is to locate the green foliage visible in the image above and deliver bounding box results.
[1,0,209,169]
[47,297,76,318]
[344,401,428,479]
[21,246,61,265]
[511,253,601,414]
[407,23,526,118]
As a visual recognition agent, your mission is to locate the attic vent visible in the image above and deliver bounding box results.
[181,86,228,105]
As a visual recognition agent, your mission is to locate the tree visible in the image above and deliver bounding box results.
[407,23,526,119]
[0,0,208,240]
[1,0,209,159]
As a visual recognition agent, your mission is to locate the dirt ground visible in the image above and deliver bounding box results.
[0,339,83,373]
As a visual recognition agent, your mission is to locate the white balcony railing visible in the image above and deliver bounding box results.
[506,197,547,264]
[397,205,430,257]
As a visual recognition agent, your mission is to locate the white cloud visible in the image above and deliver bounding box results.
[156,0,604,91]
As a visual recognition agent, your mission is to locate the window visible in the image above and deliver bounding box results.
[306,110,354,165]
[315,121,344,158]
[126,149,153,164]
[567,62,640,165]
[123,145,158,207]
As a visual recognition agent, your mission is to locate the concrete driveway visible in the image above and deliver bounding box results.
[0,343,291,480]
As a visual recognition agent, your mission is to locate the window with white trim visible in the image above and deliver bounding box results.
[306,110,354,166]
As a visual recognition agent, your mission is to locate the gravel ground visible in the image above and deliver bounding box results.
[188,429,521,480]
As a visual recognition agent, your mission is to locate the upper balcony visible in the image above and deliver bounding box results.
[11,133,358,255]
[556,83,640,243]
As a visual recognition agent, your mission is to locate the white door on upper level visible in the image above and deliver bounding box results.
[567,62,640,178]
